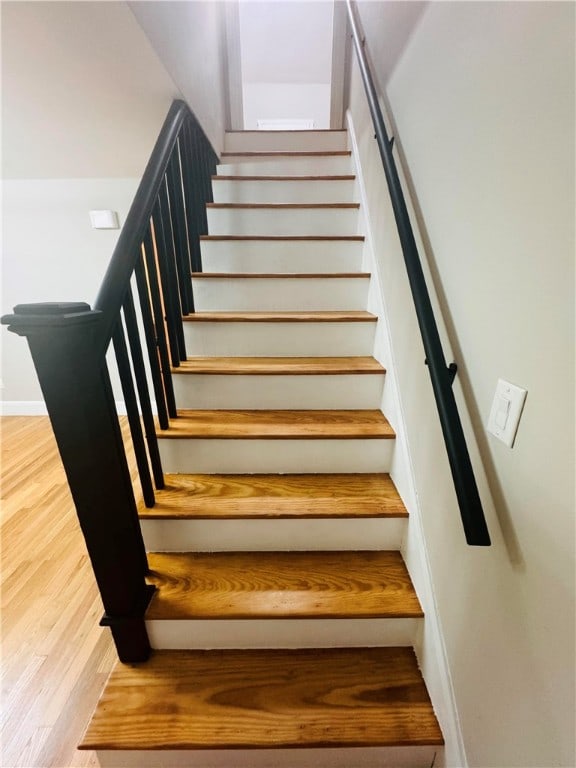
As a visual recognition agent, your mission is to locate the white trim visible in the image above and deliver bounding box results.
[0,400,154,417]
[256,119,315,130]
[0,400,48,416]
[347,108,466,768]
[147,617,420,651]
[97,746,439,768]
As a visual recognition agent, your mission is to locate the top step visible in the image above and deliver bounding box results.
[224,130,348,154]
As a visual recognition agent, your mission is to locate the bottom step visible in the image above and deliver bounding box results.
[82,648,443,765]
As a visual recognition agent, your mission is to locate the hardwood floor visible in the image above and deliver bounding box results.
[1,416,132,768]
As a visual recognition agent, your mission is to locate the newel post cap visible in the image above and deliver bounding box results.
[1,302,102,335]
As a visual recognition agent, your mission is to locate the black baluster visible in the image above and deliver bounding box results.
[159,184,187,363]
[143,227,177,419]
[167,147,195,313]
[152,197,182,367]
[112,318,155,508]
[123,284,164,492]
[134,254,169,430]
[181,117,203,273]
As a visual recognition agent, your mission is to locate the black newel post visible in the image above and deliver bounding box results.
[1,303,155,662]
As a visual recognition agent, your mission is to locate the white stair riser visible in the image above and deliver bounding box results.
[217,156,353,176]
[212,179,356,205]
[207,207,359,237]
[224,130,348,153]
[183,322,376,357]
[142,517,405,553]
[191,277,369,312]
[173,373,384,410]
[97,745,438,768]
[200,239,364,273]
[157,438,393,474]
[147,617,419,651]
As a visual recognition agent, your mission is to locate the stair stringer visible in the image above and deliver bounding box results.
[347,112,465,768]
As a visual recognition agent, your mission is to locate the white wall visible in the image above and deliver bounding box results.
[349,2,575,766]
[1,2,183,408]
[238,1,334,129]
[2,2,180,179]
[242,83,331,130]
[2,178,140,405]
[128,1,229,155]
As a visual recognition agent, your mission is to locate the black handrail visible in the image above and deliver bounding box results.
[2,99,220,660]
[346,1,490,546]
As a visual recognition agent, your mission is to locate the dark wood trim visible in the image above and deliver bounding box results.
[213,175,356,181]
[182,311,377,323]
[220,151,351,158]
[190,272,370,279]
[206,203,359,209]
[200,235,365,242]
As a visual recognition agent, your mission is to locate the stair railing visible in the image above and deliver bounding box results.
[346,1,490,546]
[2,100,219,660]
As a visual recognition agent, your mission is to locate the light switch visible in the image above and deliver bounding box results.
[487,379,527,448]
[90,210,119,229]
[494,396,511,429]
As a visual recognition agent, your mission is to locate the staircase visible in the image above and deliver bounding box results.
[80,130,444,767]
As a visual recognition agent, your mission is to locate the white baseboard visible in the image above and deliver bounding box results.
[0,400,155,417]
[0,400,48,416]
[346,108,466,768]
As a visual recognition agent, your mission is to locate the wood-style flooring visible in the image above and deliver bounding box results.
[0,416,133,768]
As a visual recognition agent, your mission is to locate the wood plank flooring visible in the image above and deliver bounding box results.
[1,416,131,767]
[80,647,443,750]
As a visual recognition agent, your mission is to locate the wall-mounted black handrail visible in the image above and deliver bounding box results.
[346,0,490,546]
[2,99,219,661]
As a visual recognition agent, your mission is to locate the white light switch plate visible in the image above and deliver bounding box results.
[487,378,527,448]
[90,210,119,229]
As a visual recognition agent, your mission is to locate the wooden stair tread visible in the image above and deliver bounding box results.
[80,647,443,750]
[213,174,356,181]
[156,410,394,439]
[207,203,360,209]
[138,473,406,520]
[225,129,348,134]
[200,235,365,241]
[182,311,377,323]
[220,151,352,157]
[145,551,422,620]
[190,272,370,279]
[172,356,384,375]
